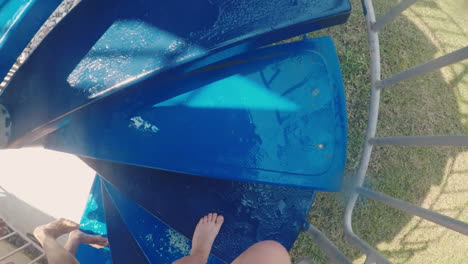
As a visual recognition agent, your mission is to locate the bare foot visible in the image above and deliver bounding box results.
[34,218,79,245]
[190,213,224,262]
[69,230,108,248]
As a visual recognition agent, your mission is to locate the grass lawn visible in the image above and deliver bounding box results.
[290,0,468,263]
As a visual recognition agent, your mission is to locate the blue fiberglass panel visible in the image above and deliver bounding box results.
[1,0,350,147]
[46,37,347,190]
[0,0,62,80]
[75,176,112,264]
[101,182,151,263]
[82,157,315,263]
[103,181,226,264]
[62,0,351,98]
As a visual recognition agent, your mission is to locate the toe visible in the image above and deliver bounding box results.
[208,213,213,222]
[212,213,218,223]
[203,216,208,223]
[215,215,224,226]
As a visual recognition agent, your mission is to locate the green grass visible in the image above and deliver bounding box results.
[289,0,468,263]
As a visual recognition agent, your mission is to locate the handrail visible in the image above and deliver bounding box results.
[340,0,468,263]
[0,218,45,263]
[0,242,31,261]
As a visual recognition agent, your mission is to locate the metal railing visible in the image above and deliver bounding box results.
[302,0,468,263]
[0,218,46,264]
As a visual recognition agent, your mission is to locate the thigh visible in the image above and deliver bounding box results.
[231,241,291,264]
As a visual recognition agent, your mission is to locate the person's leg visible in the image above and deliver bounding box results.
[172,213,290,264]
[64,229,109,256]
[33,219,80,264]
[231,240,291,264]
[172,213,224,264]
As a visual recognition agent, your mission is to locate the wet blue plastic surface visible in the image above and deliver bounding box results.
[0,0,62,80]
[47,38,347,190]
[103,180,226,264]
[1,0,350,147]
[75,177,112,264]
[101,182,151,264]
[83,158,315,263]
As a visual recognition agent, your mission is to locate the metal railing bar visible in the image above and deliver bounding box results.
[365,255,382,264]
[0,242,31,261]
[343,1,391,263]
[344,0,468,263]
[0,220,44,252]
[357,187,468,235]
[376,46,468,88]
[368,135,468,146]
[0,231,17,241]
[371,0,419,31]
[27,253,46,264]
[304,223,352,264]
[344,228,391,264]
[13,231,43,252]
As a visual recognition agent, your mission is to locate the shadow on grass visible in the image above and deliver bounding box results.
[291,0,467,263]
[367,148,468,263]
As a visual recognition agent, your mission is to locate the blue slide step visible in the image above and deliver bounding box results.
[75,177,112,264]
[0,0,62,80]
[1,0,350,147]
[82,158,316,263]
[103,180,226,264]
[46,37,347,190]
[101,183,150,264]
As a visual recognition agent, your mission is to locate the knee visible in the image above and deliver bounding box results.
[255,240,287,250]
[172,255,205,264]
[253,240,290,257]
[233,240,291,264]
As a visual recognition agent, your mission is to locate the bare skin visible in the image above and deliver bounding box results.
[173,213,224,264]
[191,213,224,261]
[33,215,290,264]
[33,218,108,264]
[33,218,79,242]
[231,240,291,264]
[174,213,291,264]
[65,229,109,255]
